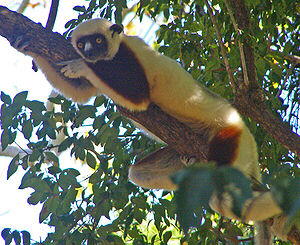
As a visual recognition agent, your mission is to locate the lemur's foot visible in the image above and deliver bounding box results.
[180,155,197,166]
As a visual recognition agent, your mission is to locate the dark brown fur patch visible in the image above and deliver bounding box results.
[86,42,150,104]
[208,126,242,166]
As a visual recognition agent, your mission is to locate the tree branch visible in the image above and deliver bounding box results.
[118,104,209,160]
[224,0,300,155]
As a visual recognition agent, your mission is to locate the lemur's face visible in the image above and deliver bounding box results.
[71,19,124,62]
[76,33,108,63]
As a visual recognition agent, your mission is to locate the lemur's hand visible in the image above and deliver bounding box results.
[58,59,86,79]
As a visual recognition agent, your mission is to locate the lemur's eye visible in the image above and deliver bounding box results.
[77,42,84,49]
[95,37,102,44]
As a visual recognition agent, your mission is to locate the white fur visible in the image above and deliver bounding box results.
[209,191,282,222]
[34,55,99,102]
[71,19,122,61]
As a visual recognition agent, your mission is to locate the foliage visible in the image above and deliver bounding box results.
[1,0,299,244]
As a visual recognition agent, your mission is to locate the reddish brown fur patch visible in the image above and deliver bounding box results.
[208,126,242,166]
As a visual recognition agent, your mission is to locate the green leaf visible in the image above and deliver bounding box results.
[45,151,59,165]
[13,91,28,105]
[19,170,35,189]
[151,235,157,245]
[133,209,144,224]
[22,178,51,193]
[163,8,170,20]
[26,100,46,112]
[12,230,21,245]
[58,172,80,190]
[27,191,46,205]
[75,105,97,125]
[74,146,86,161]
[163,231,172,243]
[22,120,33,140]
[1,228,11,242]
[0,130,9,151]
[61,188,78,213]
[1,129,17,150]
[48,166,62,175]
[58,137,73,152]
[288,181,300,217]
[48,96,63,104]
[73,5,86,12]
[64,168,80,177]
[64,19,77,29]
[91,199,111,220]
[93,116,105,129]
[21,231,31,245]
[0,91,12,104]
[223,222,243,237]
[64,188,78,203]
[86,152,97,169]
[39,199,51,223]
[173,167,214,232]
[7,154,19,179]
[28,149,41,162]
[106,234,124,244]
[94,95,106,107]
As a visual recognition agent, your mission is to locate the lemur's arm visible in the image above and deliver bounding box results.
[9,35,99,103]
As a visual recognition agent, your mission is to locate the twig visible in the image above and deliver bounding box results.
[0,145,31,158]
[45,0,59,30]
[224,0,250,86]
[204,0,237,90]
[17,0,30,13]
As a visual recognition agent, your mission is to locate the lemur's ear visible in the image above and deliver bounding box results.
[109,24,123,37]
